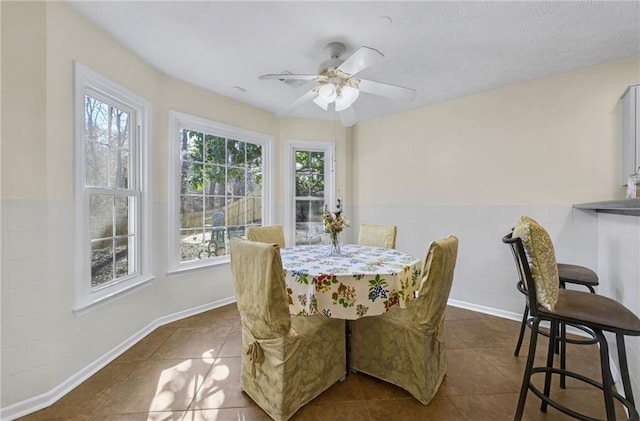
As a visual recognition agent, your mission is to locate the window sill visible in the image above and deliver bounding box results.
[73,275,155,316]
[167,256,230,276]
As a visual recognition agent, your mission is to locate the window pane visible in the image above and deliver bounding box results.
[203,164,221,195]
[310,152,325,173]
[91,238,114,287]
[110,107,129,149]
[227,139,245,166]
[111,148,129,189]
[227,167,245,196]
[247,170,261,196]
[295,174,310,197]
[85,142,109,187]
[85,96,109,145]
[245,195,261,225]
[296,151,309,171]
[227,196,247,226]
[296,222,324,245]
[181,130,203,162]
[180,228,206,262]
[115,196,130,236]
[246,143,262,169]
[296,201,310,223]
[309,200,324,222]
[180,195,204,229]
[309,174,324,197]
[204,134,225,164]
[114,236,131,278]
[90,195,113,240]
[183,162,204,194]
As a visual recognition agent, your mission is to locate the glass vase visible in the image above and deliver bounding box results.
[328,232,341,256]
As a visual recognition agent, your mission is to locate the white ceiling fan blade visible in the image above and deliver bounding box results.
[337,46,384,76]
[339,106,358,127]
[276,89,318,117]
[358,79,417,101]
[259,73,319,81]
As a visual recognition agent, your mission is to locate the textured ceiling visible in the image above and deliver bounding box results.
[68,1,640,126]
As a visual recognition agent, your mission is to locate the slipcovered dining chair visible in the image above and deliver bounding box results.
[247,224,286,249]
[503,219,640,420]
[350,235,458,405]
[230,239,345,421]
[357,224,397,249]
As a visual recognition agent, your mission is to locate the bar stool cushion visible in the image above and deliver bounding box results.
[557,263,599,288]
[513,216,559,312]
[540,289,640,334]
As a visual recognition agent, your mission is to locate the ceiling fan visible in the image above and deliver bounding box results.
[259,42,416,127]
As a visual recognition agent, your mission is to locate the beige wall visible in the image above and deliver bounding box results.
[2,1,47,199]
[353,56,640,206]
[0,1,346,415]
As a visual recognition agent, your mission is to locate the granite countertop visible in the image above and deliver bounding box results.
[573,198,640,216]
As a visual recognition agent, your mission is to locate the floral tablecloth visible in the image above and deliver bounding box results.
[280,244,423,320]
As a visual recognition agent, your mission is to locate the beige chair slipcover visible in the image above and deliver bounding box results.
[247,225,286,249]
[357,224,398,249]
[350,235,459,405]
[230,239,345,421]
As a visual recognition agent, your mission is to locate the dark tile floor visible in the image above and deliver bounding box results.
[18,304,628,420]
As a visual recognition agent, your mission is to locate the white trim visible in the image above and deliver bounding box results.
[447,298,522,322]
[73,62,154,312]
[285,139,335,246]
[167,111,274,272]
[1,297,236,421]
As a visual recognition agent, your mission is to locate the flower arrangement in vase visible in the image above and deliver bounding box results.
[322,198,350,256]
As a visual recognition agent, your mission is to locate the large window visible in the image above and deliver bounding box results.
[287,140,335,246]
[74,63,153,312]
[168,112,273,271]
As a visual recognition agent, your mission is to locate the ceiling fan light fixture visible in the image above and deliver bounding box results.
[335,85,360,112]
[313,95,330,111]
[318,83,337,103]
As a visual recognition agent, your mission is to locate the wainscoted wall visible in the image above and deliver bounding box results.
[350,204,598,316]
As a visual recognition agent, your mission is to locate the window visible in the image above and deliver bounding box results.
[74,63,153,312]
[168,112,273,271]
[286,140,335,246]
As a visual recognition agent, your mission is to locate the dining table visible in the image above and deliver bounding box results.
[280,243,423,319]
[280,243,423,372]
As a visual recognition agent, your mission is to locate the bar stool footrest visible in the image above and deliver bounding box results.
[525,318,599,346]
[528,366,639,421]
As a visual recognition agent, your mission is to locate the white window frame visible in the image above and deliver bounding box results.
[73,62,154,313]
[167,111,274,272]
[285,139,335,246]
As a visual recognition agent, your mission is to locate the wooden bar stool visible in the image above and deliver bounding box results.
[503,228,640,420]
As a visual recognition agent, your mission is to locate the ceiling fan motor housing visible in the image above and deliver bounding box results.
[318,41,347,74]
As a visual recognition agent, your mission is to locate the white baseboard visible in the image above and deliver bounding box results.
[1,297,236,421]
[447,298,522,322]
